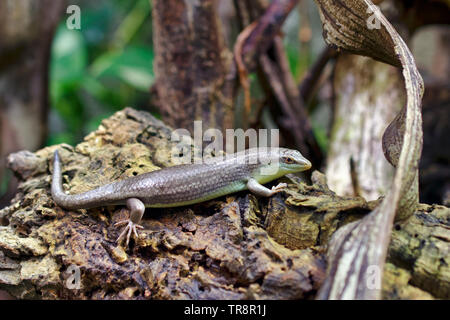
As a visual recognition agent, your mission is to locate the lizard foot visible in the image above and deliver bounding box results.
[115,219,144,247]
[271,182,287,194]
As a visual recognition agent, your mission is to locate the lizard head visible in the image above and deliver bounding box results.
[277,148,312,173]
[251,147,311,183]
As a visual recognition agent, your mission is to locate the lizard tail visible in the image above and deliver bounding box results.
[51,150,80,209]
[51,150,125,210]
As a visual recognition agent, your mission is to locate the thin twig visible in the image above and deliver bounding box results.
[273,36,323,165]
[299,46,338,103]
[350,157,362,197]
[259,54,310,154]
[234,21,258,126]
[241,0,299,69]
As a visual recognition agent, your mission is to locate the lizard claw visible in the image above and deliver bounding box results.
[116,219,144,247]
[271,182,287,194]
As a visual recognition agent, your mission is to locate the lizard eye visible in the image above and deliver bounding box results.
[281,157,294,164]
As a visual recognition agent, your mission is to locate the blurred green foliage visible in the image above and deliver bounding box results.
[48,0,154,146]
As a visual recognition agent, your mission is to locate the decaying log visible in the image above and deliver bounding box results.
[0,108,448,299]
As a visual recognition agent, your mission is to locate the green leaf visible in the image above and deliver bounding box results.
[50,26,87,84]
[45,132,77,147]
[117,66,154,91]
[85,112,116,133]
[89,46,154,91]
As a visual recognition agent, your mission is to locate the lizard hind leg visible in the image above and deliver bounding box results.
[115,198,145,247]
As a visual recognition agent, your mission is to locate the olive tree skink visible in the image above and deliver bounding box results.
[52,147,311,246]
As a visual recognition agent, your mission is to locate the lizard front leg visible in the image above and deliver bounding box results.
[115,198,145,247]
[247,178,287,197]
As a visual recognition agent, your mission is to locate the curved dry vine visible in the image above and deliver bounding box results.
[313,0,424,299]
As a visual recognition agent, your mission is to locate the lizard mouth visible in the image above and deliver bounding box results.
[298,158,312,170]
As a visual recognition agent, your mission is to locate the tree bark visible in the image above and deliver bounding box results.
[0,0,65,207]
[152,0,235,133]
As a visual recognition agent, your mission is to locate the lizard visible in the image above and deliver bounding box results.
[51,147,311,247]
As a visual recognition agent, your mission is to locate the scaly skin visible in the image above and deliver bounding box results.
[52,147,311,246]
